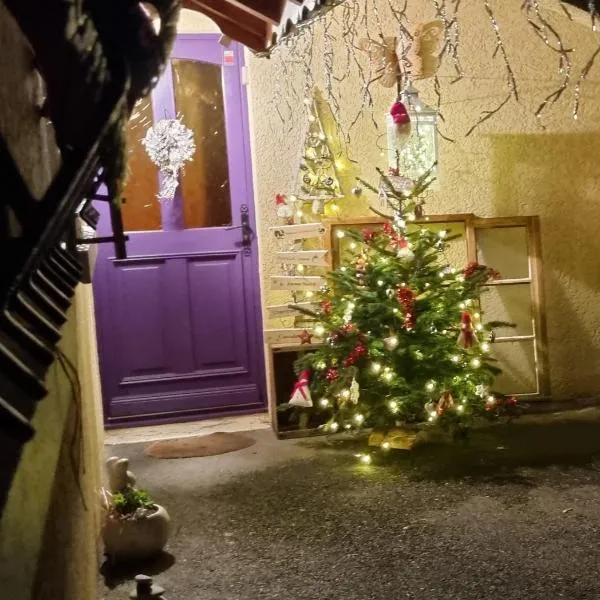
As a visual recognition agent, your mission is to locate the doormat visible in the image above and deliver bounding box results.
[146,432,256,459]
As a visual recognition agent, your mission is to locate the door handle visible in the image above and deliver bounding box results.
[226,204,254,255]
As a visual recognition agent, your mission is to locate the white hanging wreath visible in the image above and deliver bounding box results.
[142,117,196,200]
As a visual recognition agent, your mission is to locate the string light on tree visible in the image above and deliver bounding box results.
[289,157,515,446]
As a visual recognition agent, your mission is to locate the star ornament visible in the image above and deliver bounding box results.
[298,329,313,344]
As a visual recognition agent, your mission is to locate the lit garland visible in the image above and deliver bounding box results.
[265,0,600,145]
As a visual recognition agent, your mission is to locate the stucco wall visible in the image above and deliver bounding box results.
[176,4,600,401]
[0,6,103,600]
[242,1,600,400]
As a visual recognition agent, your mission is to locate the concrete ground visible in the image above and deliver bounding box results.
[102,408,600,600]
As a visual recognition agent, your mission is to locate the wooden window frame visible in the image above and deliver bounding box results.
[323,213,549,399]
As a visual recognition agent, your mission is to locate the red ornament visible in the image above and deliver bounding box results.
[390,235,408,250]
[320,300,332,315]
[457,311,476,349]
[362,228,375,242]
[354,342,367,357]
[390,100,410,125]
[382,222,394,236]
[325,368,339,382]
[298,329,313,345]
[342,323,356,334]
[506,396,518,406]
[343,355,357,367]
[275,193,286,205]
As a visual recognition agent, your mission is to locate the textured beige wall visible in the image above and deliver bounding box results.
[176,4,600,399]
[244,1,600,400]
[0,6,103,599]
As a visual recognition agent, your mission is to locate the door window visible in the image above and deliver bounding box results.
[172,58,232,229]
[121,96,162,232]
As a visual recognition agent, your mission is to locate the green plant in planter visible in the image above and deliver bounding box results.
[111,488,156,517]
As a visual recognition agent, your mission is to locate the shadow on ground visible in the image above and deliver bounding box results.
[100,552,175,589]
[312,412,600,483]
[102,408,600,600]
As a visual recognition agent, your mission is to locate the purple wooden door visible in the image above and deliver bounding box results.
[93,35,265,427]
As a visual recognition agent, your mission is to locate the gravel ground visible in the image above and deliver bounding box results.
[102,408,600,600]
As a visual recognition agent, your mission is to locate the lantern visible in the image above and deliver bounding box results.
[386,84,438,183]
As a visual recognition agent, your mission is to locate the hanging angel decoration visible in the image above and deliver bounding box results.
[358,21,444,87]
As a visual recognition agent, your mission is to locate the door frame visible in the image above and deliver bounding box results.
[94,34,266,427]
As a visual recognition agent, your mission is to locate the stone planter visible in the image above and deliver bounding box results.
[103,504,170,562]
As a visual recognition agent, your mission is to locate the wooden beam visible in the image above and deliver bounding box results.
[182,0,271,51]
[226,0,287,25]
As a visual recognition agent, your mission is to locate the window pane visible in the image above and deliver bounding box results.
[476,227,530,279]
[491,340,538,395]
[121,96,161,232]
[480,283,533,337]
[172,58,232,229]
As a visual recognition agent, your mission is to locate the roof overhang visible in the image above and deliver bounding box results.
[181,0,344,53]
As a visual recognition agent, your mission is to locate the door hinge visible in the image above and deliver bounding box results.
[241,66,249,86]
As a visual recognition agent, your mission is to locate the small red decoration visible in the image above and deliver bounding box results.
[342,323,356,334]
[343,341,368,367]
[362,228,375,242]
[298,329,313,345]
[437,391,455,415]
[506,396,518,406]
[320,300,332,315]
[382,222,394,236]
[388,167,400,177]
[390,100,410,126]
[289,370,313,407]
[457,311,476,349]
[463,261,500,281]
[343,355,357,367]
[325,368,339,382]
[396,287,416,329]
[390,234,408,250]
[354,342,367,357]
[275,193,293,223]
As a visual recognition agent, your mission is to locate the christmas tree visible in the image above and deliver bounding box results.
[296,92,343,216]
[291,165,517,440]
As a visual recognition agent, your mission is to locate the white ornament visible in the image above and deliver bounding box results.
[311,198,325,215]
[475,384,488,398]
[142,118,196,200]
[397,246,415,261]
[349,377,360,404]
[384,335,399,351]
